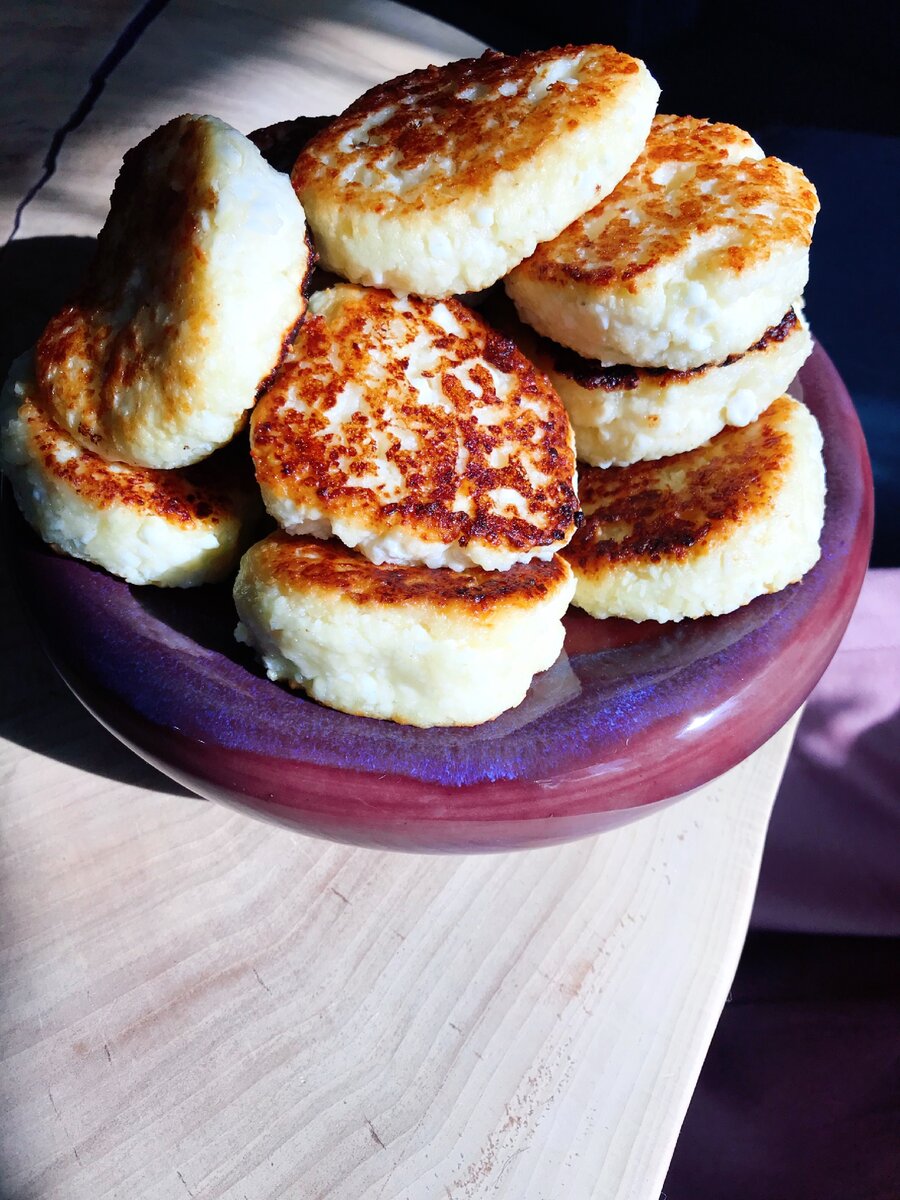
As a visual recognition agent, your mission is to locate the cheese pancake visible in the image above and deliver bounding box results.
[541,307,812,466]
[234,533,575,726]
[251,285,580,572]
[1,356,258,587]
[565,395,825,622]
[36,114,312,469]
[506,115,819,369]
[292,45,659,297]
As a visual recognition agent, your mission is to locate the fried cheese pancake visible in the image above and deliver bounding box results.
[292,45,659,297]
[540,308,812,466]
[251,285,580,572]
[506,115,819,369]
[564,395,825,622]
[36,114,312,469]
[1,356,258,587]
[234,533,575,726]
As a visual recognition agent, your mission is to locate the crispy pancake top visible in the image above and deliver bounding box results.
[517,115,819,289]
[565,395,799,570]
[248,532,572,613]
[249,114,336,174]
[18,387,239,527]
[550,309,800,391]
[292,45,645,213]
[252,286,579,555]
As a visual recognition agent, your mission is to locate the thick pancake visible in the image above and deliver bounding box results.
[0,355,258,587]
[35,114,312,469]
[292,45,659,297]
[540,307,813,465]
[506,114,819,369]
[251,285,580,571]
[234,532,575,726]
[564,395,825,621]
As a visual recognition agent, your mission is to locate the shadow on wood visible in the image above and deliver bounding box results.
[0,235,192,797]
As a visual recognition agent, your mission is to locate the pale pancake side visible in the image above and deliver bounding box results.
[234,533,575,726]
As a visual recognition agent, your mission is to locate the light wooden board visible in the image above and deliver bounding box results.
[15,0,484,240]
[1,3,798,1197]
[0,0,148,239]
[0,702,798,1200]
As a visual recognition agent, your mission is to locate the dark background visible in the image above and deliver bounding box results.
[413,0,900,567]
[410,1,898,134]
[408,5,900,1197]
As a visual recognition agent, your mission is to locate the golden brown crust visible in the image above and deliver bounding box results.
[564,396,796,569]
[292,46,644,214]
[550,309,800,391]
[250,532,571,612]
[34,114,311,469]
[520,114,819,289]
[252,286,580,555]
[20,392,238,526]
[35,117,214,451]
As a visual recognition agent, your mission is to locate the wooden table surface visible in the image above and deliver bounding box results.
[0,4,799,1197]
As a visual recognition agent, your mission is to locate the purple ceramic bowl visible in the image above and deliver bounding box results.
[4,344,872,851]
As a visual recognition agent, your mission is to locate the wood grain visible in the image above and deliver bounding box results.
[15,0,484,240]
[0,0,148,239]
[0,3,798,1197]
[0,708,798,1200]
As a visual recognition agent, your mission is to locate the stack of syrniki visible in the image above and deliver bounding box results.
[237,285,580,725]
[235,45,662,726]
[504,113,825,621]
[2,44,829,728]
[1,114,312,584]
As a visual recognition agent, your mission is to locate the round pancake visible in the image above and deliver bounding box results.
[1,356,258,587]
[35,114,312,469]
[540,307,812,466]
[234,532,575,727]
[292,45,659,297]
[506,114,819,369]
[564,395,825,622]
[251,285,580,572]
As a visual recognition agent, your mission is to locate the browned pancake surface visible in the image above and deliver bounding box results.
[252,286,579,557]
[292,46,643,213]
[551,309,800,391]
[20,392,239,526]
[36,118,216,449]
[250,532,571,611]
[521,115,818,289]
[565,396,797,570]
